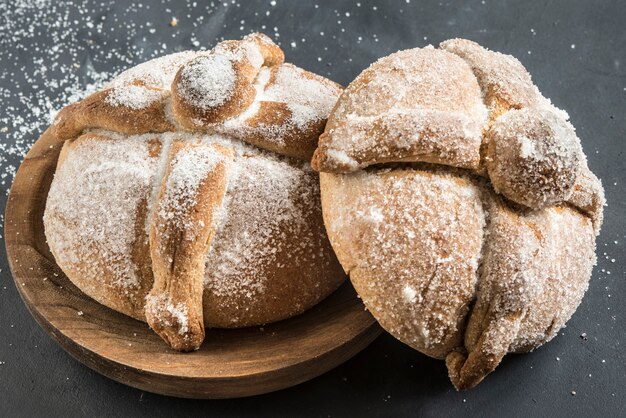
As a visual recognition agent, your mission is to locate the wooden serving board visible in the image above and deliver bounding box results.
[4,129,382,399]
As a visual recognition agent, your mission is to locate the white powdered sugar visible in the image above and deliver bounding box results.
[106,85,168,109]
[45,129,325,316]
[518,135,536,159]
[176,54,236,109]
[108,51,200,92]
[324,169,485,353]
[218,63,342,149]
[168,303,190,335]
[402,285,417,303]
[44,135,160,288]
[325,149,359,169]
[101,51,201,110]
[487,106,583,209]
[314,39,606,389]
[473,196,596,357]
[158,145,224,230]
[315,47,486,172]
[241,41,265,69]
[263,64,339,129]
[145,294,190,335]
[204,145,320,301]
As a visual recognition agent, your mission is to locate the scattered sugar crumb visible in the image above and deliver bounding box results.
[402,285,417,303]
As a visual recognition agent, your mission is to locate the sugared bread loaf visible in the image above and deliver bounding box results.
[44,33,345,351]
[312,39,604,389]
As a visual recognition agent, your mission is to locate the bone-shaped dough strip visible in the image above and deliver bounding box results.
[52,86,175,140]
[312,109,483,173]
[446,196,595,389]
[50,33,340,162]
[145,140,231,351]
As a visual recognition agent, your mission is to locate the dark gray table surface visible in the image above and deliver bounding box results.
[0,0,624,417]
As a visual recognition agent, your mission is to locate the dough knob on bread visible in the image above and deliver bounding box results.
[485,107,582,209]
[171,54,256,127]
[171,33,285,128]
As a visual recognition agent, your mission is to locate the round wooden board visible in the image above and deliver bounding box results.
[5,129,382,399]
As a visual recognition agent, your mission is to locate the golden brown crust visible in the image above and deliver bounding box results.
[221,64,342,160]
[446,198,595,389]
[45,132,346,346]
[312,47,486,173]
[313,40,603,214]
[203,159,345,327]
[320,170,485,359]
[44,133,160,321]
[43,34,345,352]
[50,33,339,162]
[145,141,231,351]
[52,87,175,140]
[314,39,604,390]
[440,38,541,121]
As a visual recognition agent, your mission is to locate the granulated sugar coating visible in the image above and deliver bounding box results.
[0,0,349,359]
[0,1,334,191]
[37,23,346,345]
[314,38,608,390]
[159,145,225,225]
[45,135,159,289]
[105,84,169,110]
[175,54,237,110]
[1,0,624,414]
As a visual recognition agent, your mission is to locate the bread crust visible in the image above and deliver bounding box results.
[312,39,604,224]
[43,34,345,351]
[145,141,231,351]
[312,48,486,173]
[51,33,341,162]
[320,169,485,359]
[313,39,604,389]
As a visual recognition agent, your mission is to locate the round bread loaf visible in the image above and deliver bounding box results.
[44,33,346,351]
[312,39,605,389]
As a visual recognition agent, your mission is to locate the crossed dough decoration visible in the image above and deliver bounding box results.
[312,39,604,389]
[44,33,345,351]
[44,33,605,388]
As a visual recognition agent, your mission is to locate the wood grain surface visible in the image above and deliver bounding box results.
[4,128,382,399]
